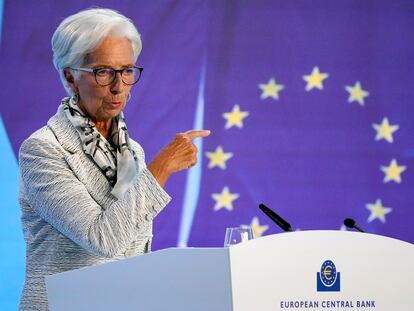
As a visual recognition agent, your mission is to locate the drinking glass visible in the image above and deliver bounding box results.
[224,226,253,247]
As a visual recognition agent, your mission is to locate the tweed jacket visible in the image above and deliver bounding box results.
[18,104,171,310]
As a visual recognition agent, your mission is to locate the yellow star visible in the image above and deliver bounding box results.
[345,81,369,106]
[211,186,239,211]
[366,199,392,223]
[205,146,233,170]
[303,66,329,91]
[380,159,407,183]
[245,216,269,238]
[222,105,249,129]
[258,78,284,100]
[372,117,399,143]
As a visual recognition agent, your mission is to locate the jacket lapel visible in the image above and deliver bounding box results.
[47,104,118,206]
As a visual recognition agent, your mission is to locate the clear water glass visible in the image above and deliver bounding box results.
[224,226,253,247]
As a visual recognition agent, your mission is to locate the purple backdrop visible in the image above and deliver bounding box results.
[1,0,413,251]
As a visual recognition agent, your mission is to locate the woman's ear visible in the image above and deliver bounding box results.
[63,68,78,94]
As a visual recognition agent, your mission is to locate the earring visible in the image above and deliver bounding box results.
[126,93,131,102]
[71,93,80,104]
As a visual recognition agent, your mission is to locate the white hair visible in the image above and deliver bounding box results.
[52,8,142,95]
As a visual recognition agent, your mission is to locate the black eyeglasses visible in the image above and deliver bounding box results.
[70,66,143,86]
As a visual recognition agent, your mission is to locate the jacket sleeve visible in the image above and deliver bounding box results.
[19,134,171,258]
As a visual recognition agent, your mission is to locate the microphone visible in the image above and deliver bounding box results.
[343,218,365,232]
[259,203,293,232]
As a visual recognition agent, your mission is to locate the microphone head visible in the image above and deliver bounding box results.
[344,218,356,228]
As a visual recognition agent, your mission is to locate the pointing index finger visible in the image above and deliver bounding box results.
[182,130,211,140]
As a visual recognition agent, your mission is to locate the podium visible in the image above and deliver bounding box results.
[46,231,414,310]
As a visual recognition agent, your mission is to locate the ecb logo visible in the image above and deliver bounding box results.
[317,260,341,292]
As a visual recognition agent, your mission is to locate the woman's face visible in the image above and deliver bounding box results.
[71,36,134,123]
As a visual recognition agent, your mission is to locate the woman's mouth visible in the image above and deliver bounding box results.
[109,101,122,108]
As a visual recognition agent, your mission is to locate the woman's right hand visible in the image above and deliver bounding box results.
[147,130,210,187]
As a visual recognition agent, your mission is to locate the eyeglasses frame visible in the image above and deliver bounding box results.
[70,66,144,86]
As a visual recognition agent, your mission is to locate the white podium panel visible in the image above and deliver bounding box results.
[228,231,414,310]
[46,231,414,311]
[47,248,232,311]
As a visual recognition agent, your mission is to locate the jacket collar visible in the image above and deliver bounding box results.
[47,103,82,153]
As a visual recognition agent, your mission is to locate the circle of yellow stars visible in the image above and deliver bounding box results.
[205,65,406,237]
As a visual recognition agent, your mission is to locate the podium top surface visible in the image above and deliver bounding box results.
[229,229,413,249]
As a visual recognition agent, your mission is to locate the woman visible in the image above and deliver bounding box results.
[18,8,209,310]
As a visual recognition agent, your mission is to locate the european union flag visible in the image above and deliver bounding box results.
[183,1,414,247]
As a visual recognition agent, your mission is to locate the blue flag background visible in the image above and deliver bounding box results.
[0,1,413,309]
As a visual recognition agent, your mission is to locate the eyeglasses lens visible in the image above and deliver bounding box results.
[95,67,142,86]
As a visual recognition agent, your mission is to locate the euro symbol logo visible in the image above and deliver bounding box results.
[322,265,333,280]
[317,260,340,291]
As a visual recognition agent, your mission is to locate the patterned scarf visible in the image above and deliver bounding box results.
[62,96,138,199]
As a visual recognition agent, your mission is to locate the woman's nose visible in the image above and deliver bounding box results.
[110,72,124,94]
